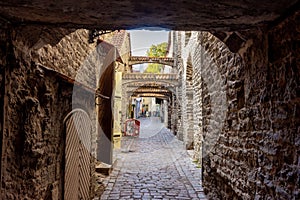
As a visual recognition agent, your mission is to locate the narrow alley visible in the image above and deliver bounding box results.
[0,1,299,199]
[98,117,206,200]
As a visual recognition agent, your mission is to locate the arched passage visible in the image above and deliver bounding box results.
[123,82,174,120]
[0,2,298,200]
[129,56,174,66]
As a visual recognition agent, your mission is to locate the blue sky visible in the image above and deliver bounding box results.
[128,30,169,56]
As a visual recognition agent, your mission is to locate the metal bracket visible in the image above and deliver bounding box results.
[88,29,113,43]
[95,88,110,105]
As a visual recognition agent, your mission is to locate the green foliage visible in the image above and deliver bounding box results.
[144,42,168,73]
[144,63,162,73]
[146,42,168,57]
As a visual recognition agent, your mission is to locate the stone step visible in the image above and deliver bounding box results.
[95,159,118,175]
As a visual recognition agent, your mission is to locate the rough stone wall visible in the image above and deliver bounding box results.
[175,32,197,150]
[174,33,183,139]
[176,86,183,140]
[0,26,118,199]
[163,99,168,127]
[0,64,3,179]
[178,30,231,180]
[16,26,121,163]
[176,61,184,140]
[30,28,103,88]
[179,32,188,145]
[192,61,203,162]
[1,61,95,199]
[185,57,195,149]
[180,56,188,143]
[204,11,299,199]
[242,11,299,199]
[0,27,9,181]
[196,31,244,199]
[176,32,195,148]
[120,83,140,125]
[178,10,299,200]
[167,96,173,129]
[171,94,178,134]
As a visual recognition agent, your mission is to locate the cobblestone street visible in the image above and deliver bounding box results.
[99,117,206,199]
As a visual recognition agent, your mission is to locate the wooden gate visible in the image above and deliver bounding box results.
[64,109,92,200]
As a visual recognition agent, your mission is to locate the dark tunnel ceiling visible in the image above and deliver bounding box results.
[0,0,298,31]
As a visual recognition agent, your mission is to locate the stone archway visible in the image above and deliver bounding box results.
[121,81,175,123]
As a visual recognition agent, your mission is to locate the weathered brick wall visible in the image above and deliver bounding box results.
[177,11,299,200]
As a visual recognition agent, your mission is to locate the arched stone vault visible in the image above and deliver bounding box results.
[121,80,176,125]
[122,73,178,86]
[123,80,177,89]
[129,56,174,66]
[127,84,174,98]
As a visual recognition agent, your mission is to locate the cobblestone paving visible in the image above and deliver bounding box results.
[99,117,207,200]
